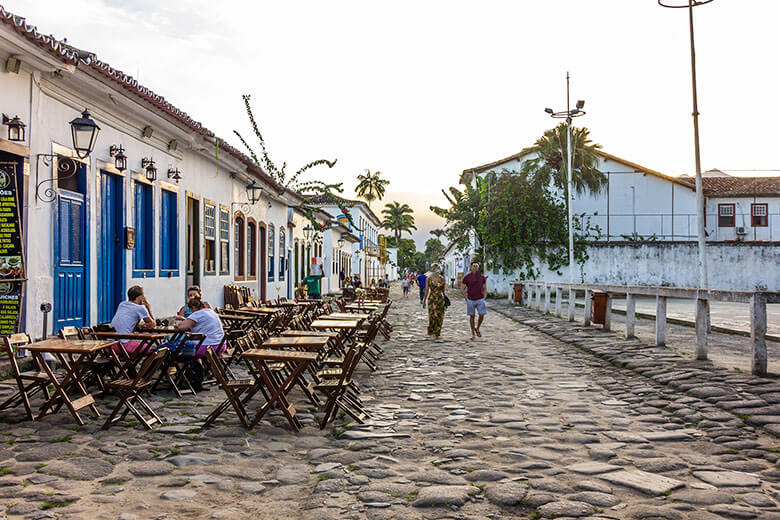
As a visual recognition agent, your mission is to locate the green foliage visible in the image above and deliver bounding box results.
[480,171,601,278]
[233,94,350,228]
[519,123,607,205]
[381,201,416,241]
[430,176,488,251]
[424,237,445,266]
[355,169,390,205]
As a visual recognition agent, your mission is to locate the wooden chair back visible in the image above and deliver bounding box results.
[58,326,80,340]
[3,333,31,375]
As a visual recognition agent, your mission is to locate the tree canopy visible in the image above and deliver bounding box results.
[355,169,390,206]
[381,201,416,242]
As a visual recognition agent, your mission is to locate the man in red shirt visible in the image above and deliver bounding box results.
[461,261,487,340]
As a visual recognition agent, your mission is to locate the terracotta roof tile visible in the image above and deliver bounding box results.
[700,177,780,197]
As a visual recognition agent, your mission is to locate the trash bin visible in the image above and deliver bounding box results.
[513,283,523,304]
[591,290,607,324]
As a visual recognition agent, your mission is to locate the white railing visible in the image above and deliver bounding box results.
[511,281,780,377]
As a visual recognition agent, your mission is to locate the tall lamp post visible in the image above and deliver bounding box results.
[545,72,586,284]
[658,0,712,290]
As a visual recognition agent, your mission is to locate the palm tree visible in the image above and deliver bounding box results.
[381,201,416,242]
[355,169,390,207]
[520,123,607,207]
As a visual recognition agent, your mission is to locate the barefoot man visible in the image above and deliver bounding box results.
[461,262,487,340]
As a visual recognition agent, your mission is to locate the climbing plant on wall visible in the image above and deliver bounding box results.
[232,94,353,226]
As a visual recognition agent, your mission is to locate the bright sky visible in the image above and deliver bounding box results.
[5,0,780,248]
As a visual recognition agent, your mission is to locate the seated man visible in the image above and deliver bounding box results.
[110,285,155,353]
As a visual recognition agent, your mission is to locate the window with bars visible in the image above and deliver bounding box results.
[234,215,245,279]
[204,202,216,274]
[268,224,275,281]
[718,204,735,228]
[752,203,768,227]
[219,207,230,274]
[279,229,286,281]
[247,221,257,279]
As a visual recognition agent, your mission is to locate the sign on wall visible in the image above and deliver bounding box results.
[0,162,26,336]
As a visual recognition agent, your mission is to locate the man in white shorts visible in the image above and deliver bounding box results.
[461,262,487,340]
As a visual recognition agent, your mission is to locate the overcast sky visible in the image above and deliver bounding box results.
[4,0,779,248]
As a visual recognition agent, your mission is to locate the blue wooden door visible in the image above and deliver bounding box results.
[54,191,87,330]
[97,171,124,323]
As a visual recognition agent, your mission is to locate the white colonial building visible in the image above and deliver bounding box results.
[455,148,780,292]
[0,5,357,336]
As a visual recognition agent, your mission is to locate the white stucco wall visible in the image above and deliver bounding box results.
[486,242,780,295]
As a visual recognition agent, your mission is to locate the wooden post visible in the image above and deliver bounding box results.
[625,292,636,339]
[751,293,768,376]
[568,288,576,322]
[655,295,667,346]
[583,288,592,326]
[603,294,612,331]
[695,298,709,361]
[544,284,551,314]
[554,287,562,317]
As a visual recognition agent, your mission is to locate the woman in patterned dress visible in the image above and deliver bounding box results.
[422,263,447,337]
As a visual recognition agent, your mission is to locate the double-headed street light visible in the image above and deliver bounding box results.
[546,72,586,284]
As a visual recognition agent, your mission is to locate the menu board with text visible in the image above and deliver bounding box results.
[0,162,25,337]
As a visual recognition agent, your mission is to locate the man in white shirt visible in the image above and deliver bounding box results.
[110,285,155,335]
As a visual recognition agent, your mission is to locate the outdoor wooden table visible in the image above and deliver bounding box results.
[311,319,361,331]
[242,349,319,431]
[281,330,339,339]
[262,336,330,352]
[321,312,371,320]
[239,306,279,314]
[218,313,255,330]
[25,339,121,425]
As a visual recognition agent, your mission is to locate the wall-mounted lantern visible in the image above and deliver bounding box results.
[141,158,157,182]
[2,114,25,142]
[109,145,127,172]
[246,180,263,204]
[69,109,100,159]
[167,167,182,183]
[337,237,345,249]
[303,224,314,242]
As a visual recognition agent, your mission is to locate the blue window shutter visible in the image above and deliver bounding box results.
[159,189,178,276]
[133,182,155,277]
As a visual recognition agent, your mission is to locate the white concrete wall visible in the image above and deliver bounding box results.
[487,242,780,295]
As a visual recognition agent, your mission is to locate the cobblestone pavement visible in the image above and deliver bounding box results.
[1,289,780,519]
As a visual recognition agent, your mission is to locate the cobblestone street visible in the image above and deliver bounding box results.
[1,287,780,519]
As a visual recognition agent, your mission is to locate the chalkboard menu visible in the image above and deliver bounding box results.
[0,282,22,336]
[0,162,25,336]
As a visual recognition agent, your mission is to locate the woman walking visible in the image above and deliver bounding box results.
[422,263,447,338]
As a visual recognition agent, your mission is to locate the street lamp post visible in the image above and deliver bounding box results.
[659,0,712,290]
[545,72,586,284]
[659,0,713,362]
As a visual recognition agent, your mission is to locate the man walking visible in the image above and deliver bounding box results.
[416,271,427,304]
[461,262,487,340]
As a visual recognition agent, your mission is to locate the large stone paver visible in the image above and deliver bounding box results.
[0,285,779,518]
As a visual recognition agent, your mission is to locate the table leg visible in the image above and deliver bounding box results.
[250,359,309,431]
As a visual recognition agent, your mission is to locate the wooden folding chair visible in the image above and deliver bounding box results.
[151,333,205,396]
[103,348,169,430]
[58,326,81,340]
[203,347,257,428]
[313,345,368,429]
[0,334,50,420]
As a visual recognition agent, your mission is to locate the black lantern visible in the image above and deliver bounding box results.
[303,224,314,242]
[141,158,157,182]
[2,115,25,142]
[109,145,127,172]
[337,237,345,249]
[167,167,182,183]
[246,180,263,204]
[69,109,100,159]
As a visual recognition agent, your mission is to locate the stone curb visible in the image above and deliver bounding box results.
[492,302,780,438]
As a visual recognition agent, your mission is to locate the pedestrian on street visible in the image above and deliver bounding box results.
[461,261,487,340]
[416,271,427,304]
[402,277,409,298]
[422,263,446,338]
